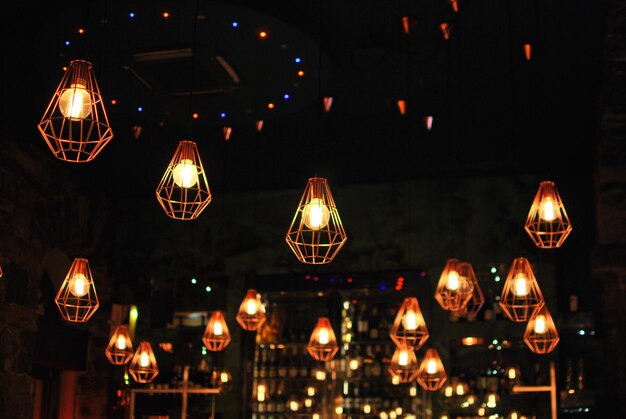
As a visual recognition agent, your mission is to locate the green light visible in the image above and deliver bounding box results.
[191,278,197,284]
[205,286,212,292]
[494,276,501,282]
[202,347,208,355]
[490,267,497,274]
[129,306,138,322]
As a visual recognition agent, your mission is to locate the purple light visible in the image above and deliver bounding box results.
[220,112,226,119]
[137,106,143,112]
[380,284,387,291]
[283,94,290,100]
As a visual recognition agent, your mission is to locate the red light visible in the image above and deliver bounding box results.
[116,390,122,397]
[347,278,353,283]
[110,99,117,105]
[397,276,404,282]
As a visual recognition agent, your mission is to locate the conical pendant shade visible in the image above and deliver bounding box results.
[38,60,114,162]
[285,177,347,264]
[388,344,419,383]
[454,269,485,320]
[417,348,447,391]
[236,289,267,331]
[390,297,429,350]
[499,258,545,322]
[54,258,99,322]
[524,181,572,248]
[523,305,560,354]
[128,341,159,383]
[156,140,212,220]
[105,324,134,365]
[434,259,475,312]
[307,317,339,361]
[202,311,231,351]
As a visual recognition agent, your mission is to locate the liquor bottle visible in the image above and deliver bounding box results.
[369,306,380,340]
[288,346,299,379]
[357,303,369,341]
[268,348,277,379]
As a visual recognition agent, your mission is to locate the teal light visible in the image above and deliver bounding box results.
[191,278,197,284]
[205,286,212,292]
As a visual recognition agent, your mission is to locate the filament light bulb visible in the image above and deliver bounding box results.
[318,328,329,345]
[245,299,258,315]
[116,335,127,350]
[59,82,91,119]
[534,315,546,334]
[303,198,330,230]
[172,159,199,188]
[446,270,460,290]
[68,273,89,297]
[398,350,409,366]
[426,359,437,374]
[139,352,150,368]
[539,196,557,221]
[402,310,418,330]
[213,321,223,336]
[513,273,529,296]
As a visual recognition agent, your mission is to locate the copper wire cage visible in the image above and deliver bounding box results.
[38,60,114,163]
[523,305,560,354]
[524,181,573,249]
[128,341,159,383]
[417,348,447,391]
[105,324,134,365]
[156,140,212,220]
[54,258,99,323]
[454,267,485,320]
[202,311,231,352]
[434,259,475,312]
[235,289,267,331]
[388,344,420,383]
[307,317,339,361]
[285,177,347,265]
[499,257,545,322]
[390,297,429,350]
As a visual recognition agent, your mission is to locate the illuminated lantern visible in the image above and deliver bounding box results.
[523,305,560,354]
[105,324,134,365]
[500,258,544,322]
[202,311,231,351]
[388,344,419,383]
[236,289,266,331]
[390,297,429,350]
[128,341,159,383]
[307,317,339,361]
[434,259,474,312]
[55,258,99,322]
[524,181,572,248]
[417,348,447,391]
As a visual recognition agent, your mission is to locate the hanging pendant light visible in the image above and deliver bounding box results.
[156,140,212,220]
[307,317,339,361]
[54,258,99,322]
[499,257,545,322]
[128,341,159,383]
[434,259,475,312]
[285,177,347,264]
[416,348,447,391]
[390,297,429,350]
[38,60,114,163]
[524,181,572,248]
[523,305,560,354]
[388,344,419,383]
[202,310,231,351]
[454,268,485,320]
[105,324,134,365]
[236,289,267,331]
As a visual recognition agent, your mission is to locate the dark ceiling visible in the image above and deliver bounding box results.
[2,0,607,197]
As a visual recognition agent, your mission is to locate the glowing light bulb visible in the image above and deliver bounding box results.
[172,159,199,188]
[514,273,529,296]
[307,386,316,397]
[444,385,453,397]
[364,404,372,414]
[139,352,150,368]
[220,372,229,383]
[486,394,497,408]
[539,196,557,221]
[116,335,127,350]
[508,368,517,380]
[391,375,400,385]
[456,383,465,395]
[534,315,546,334]
[304,398,313,408]
[257,384,266,402]
[213,321,223,336]
[409,385,417,397]
[446,270,460,290]
[315,370,326,380]
[349,359,359,370]
[302,198,330,230]
[318,328,330,345]
[59,82,92,119]
[399,350,409,366]
[289,401,299,411]
[68,273,89,297]
[402,310,418,330]
[426,359,437,374]
[245,299,258,315]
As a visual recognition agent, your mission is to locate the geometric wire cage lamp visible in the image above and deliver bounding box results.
[523,305,560,354]
[156,140,212,221]
[128,341,159,383]
[235,289,267,331]
[388,343,420,383]
[307,317,339,362]
[105,324,134,365]
[285,177,348,264]
[524,180,573,249]
[54,258,99,323]
[454,266,485,320]
[38,60,114,163]
[416,348,447,391]
[499,257,545,322]
[434,259,474,312]
[390,297,429,350]
[202,310,231,352]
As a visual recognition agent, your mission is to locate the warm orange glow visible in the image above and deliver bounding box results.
[162,11,170,18]
[259,31,267,38]
[116,335,127,350]
[307,317,338,361]
[402,310,418,330]
[389,344,419,383]
[525,180,572,248]
[202,311,231,351]
[500,257,544,322]
[105,324,134,365]
[401,16,411,34]
[297,70,305,77]
[440,23,451,40]
[425,115,434,130]
[417,348,447,391]
[450,0,459,12]
[323,96,333,112]
[62,66,68,72]
[128,341,159,383]
[68,273,89,297]
[55,258,99,323]
[110,99,117,105]
[461,337,483,346]
[523,305,560,354]
[390,297,429,350]
[236,289,266,331]
[533,315,546,334]
[524,43,532,60]
[223,126,232,140]
[435,259,475,312]
[192,113,199,119]
[78,28,85,34]
[514,273,529,296]
[426,359,437,374]
[267,103,275,109]
[397,99,406,115]
[256,120,264,131]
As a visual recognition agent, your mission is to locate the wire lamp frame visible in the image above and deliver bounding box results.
[434,259,475,312]
[499,257,545,322]
[285,177,347,264]
[454,268,485,321]
[307,317,339,361]
[524,181,573,249]
[38,60,114,163]
[235,289,267,331]
[388,344,420,383]
[156,140,212,220]
[105,324,134,365]
[523,305,560,354]
[128,341,159,384]
[202,311,231,352]
[416,348,448,391]
[390,297,429,350]
[55,258,99,323]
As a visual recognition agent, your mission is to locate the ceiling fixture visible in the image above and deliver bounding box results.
[416,348,447,391]
[499,257,545,322]
[390,297,429,350]
[38,60,114,163]
[307,317,339,361]
[236,289,267,331]
[105,324,134,365]
[525,181,572,248]
[523,305,560,354]
[285,177,347,264]
[156,140,212,220]
[388,344,419,383]
[454,268,485,320]
[202,310,231,351]
[54,258,99,322]
[434,259,475,312]
[128,341,159,383]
